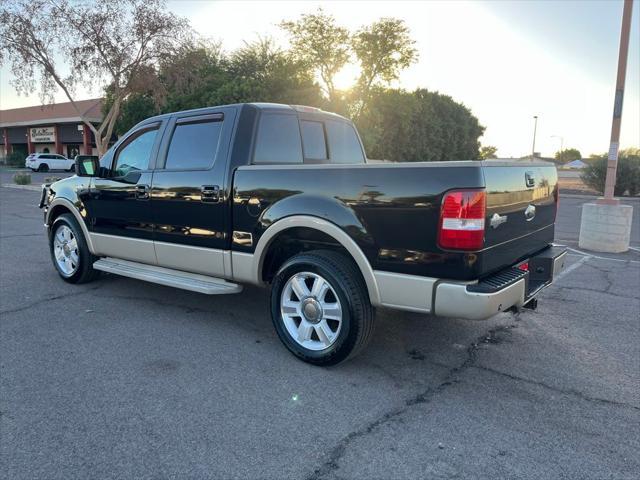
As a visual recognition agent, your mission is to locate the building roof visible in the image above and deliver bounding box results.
[0,98,103,128]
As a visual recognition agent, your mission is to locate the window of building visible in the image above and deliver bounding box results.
[326,120,365,164]
[301,121,327,161]
[165,119,223,170]
[253,113,303,164]
[113,127,158,177]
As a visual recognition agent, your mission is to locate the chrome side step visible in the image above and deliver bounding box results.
[93,257,243,295]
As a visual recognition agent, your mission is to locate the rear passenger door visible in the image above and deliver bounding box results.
[150,107,237,277]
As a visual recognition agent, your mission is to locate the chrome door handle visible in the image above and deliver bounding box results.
[135,184,150,200]
[201,185,220,203]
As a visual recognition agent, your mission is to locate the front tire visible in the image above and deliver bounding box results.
[49,213,99,284]
[271,250,375,366]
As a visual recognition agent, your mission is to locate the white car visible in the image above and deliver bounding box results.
[25,153,75,172]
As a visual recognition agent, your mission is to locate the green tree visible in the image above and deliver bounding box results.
[1,0,189,156]
[479,145,498,159]
[555,148,581,163]
[280,9,350,105]
[351,18,418,118]
[215,38,323,106]
[581,148,640,196]
[356,88,484,162]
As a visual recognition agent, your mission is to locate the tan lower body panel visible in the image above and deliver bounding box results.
[154,241,226,277]
[90,233,157,265]
[373,271,437,313]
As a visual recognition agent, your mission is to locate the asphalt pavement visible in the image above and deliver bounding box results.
[1,183,639,480]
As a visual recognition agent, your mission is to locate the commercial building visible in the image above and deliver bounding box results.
[0,98,106,159]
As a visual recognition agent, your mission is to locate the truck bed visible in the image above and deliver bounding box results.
[232,160,558,281]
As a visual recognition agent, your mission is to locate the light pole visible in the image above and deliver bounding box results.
[531,115,538,159]
[601,0,633,203]
[578,0,634,253]
[551,135,564,160]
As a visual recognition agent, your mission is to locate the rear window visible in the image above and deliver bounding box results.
[165,119,222,170]
[301,120,327,160]
[326,120,365,164]
[253,113,303,164]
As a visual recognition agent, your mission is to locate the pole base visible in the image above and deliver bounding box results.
[578,202,633,253]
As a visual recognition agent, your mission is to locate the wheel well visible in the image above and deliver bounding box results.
[47,204,72,230]
[261,227,355,283]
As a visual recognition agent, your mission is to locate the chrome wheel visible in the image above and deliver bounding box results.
[53,224,79,276]
[280,272,343,351]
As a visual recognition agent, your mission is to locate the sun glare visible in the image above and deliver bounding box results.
[332,63,361,91]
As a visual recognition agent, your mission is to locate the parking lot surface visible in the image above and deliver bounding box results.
[1,185,639,479]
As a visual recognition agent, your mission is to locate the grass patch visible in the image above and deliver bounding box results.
[13,172,32,185]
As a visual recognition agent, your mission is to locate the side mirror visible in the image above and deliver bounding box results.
[75,157,100,177]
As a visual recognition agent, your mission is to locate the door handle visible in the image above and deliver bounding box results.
[201,185,220,203]
[135,184,150,200]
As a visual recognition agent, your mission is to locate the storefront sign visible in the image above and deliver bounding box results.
[30,126,56,143]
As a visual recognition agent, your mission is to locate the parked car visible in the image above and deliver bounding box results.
[39,103,566,365]
[25,153,74,172]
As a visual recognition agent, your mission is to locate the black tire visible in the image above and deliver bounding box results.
[270,250,375,366]
[49,213,100,284]
[38,163,49,172]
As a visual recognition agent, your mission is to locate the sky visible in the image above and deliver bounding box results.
[1,0,638,158]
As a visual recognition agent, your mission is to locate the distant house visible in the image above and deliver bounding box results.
[564,159,587,169]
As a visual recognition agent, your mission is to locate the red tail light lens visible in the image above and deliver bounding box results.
[438,189,486,250]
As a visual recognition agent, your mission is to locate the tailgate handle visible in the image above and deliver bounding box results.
[525,171,535,188]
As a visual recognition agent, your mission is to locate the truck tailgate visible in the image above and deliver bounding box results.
[479,161,558,276]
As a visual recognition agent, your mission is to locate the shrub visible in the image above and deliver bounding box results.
[581,150,640,196]
[6,151,25,167]
[13,172,32,185]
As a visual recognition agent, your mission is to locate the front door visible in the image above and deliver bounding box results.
[150,108,236,277]
[84,122,165,265]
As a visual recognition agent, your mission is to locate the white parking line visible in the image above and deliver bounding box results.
[628,246,640,253]
[565,247,640,264]
[555,255,589,280]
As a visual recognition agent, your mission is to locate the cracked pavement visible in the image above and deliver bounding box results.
[1,186,639,480]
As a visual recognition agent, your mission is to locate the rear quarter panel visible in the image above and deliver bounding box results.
[232,162,485,279]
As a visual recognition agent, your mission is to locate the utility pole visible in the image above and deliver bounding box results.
[601,0,633,203]
[551,135,564,159]
[531,115,538,158]
[579,0,634,253]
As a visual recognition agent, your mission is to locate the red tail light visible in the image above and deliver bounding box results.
[438,189,486,250]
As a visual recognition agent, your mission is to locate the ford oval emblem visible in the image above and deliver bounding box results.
[524,204,536,221]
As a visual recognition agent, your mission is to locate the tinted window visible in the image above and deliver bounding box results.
[326,121,365,164]
[114,128,158,176]
[165,119,222,170]
[253,113,302,164]
[301,121,327,160]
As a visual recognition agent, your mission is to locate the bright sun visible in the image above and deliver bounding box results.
[332,63,361,91]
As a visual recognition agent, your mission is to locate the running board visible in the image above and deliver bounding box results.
[93,258,243,295]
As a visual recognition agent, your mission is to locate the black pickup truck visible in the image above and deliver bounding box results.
[40,103,566,365]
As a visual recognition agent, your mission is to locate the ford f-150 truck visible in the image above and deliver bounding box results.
[40,103,566,365]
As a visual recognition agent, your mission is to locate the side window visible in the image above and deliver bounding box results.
[253,113,302,164]
[326,120,365,164]
[165,119,222,170]
[113,127,158,177]
[301,120,327,161]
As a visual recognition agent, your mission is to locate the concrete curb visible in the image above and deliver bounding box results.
[1,184,42,192]
[560,192,640,202]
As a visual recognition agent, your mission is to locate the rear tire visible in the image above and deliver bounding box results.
[49,213,99,284]
[270,250,375,366]
[38,163,49,172]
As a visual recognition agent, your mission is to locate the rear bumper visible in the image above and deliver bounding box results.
[433,246,566,320]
